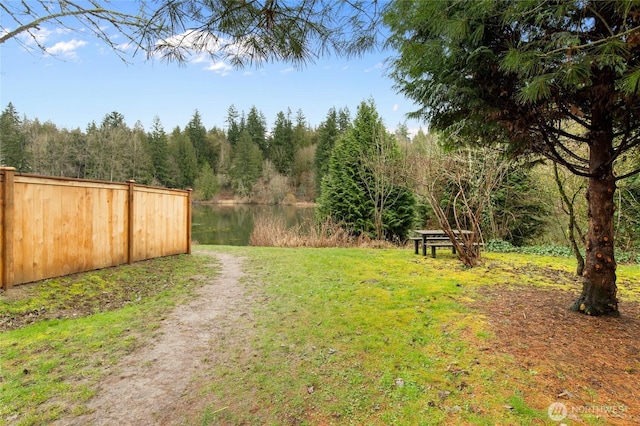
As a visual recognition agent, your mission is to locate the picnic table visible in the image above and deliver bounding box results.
[410,229,473,258]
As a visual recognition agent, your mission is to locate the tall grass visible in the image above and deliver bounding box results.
[249,215,394,248]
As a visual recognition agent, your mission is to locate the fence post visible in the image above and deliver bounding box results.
[186,188,192,255]
[127,180,135,264]
[1,167,16,290]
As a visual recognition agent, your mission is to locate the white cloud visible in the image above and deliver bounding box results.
[393,104,399,112]
[156,30,249,61]
[280,67,294,74]
[192,54,208,64]
[155,30,273,76]
[46,39,88,58]
[116,41,134,52]
[20,27,53,46]
[153,30,221,61]
[365,62,384,73]
[153,31,235,76]
[204,61,232,76]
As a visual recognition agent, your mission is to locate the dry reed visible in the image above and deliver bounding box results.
[249,215,395,248]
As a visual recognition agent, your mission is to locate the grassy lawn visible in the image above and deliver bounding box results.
[1,247,638,425]
[198,247,524,425]
[191,246,640,425]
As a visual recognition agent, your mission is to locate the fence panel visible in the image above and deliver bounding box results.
[0,168,191,290]
[132,185,191,262]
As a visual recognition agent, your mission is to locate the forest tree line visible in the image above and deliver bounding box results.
[2,100,640,254]
[0,101,356,203]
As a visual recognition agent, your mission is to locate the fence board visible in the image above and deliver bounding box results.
[13,180,29,284]
[0,170,11,289]
[32,183,45,280]
[0,169,191,289]
[49,184,64,278]
[43,188,56,277]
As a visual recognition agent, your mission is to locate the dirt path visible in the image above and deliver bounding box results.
[55,251,251,425]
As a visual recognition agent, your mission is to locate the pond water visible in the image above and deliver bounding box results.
[191,204,316,246]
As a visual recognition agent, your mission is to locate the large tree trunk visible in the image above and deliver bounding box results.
[570,72,619,316]
[571,168,619,316]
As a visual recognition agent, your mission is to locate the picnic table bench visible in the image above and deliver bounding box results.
[411,229,482,258]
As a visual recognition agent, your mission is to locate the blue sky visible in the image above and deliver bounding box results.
[0,3,425,136]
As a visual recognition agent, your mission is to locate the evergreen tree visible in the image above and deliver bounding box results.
[46,125,71,177]
[0,103,30,171]
[318,100,416,241]
[194,162,219,201]
[230,129,263,196]
[21,117,50,175]
[318,125,373,236]
[101,111,125,129]
[186,110,208,166]
[488,161,547,247]
[395,122,410,147]
[98,111,130,181]
[125,121,154,184]
[385,0,640,315]
[246,106,267,156]
[314,108,339,191]
[70,128,89,179]
[58,128,84,178]
[148,116,171,186]
[293,108,311,149]
[238,112,247,133]
[82,111,131,181]
[170,127,198,188]
[226,105,241,146]
[207,126,226,174]
[85,120,108,180]
[337,107,352,133]
[269,110,294,174]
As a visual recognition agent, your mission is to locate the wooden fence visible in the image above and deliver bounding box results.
[0,167,192,290]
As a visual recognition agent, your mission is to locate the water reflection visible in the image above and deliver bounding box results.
[191,204,316,246]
